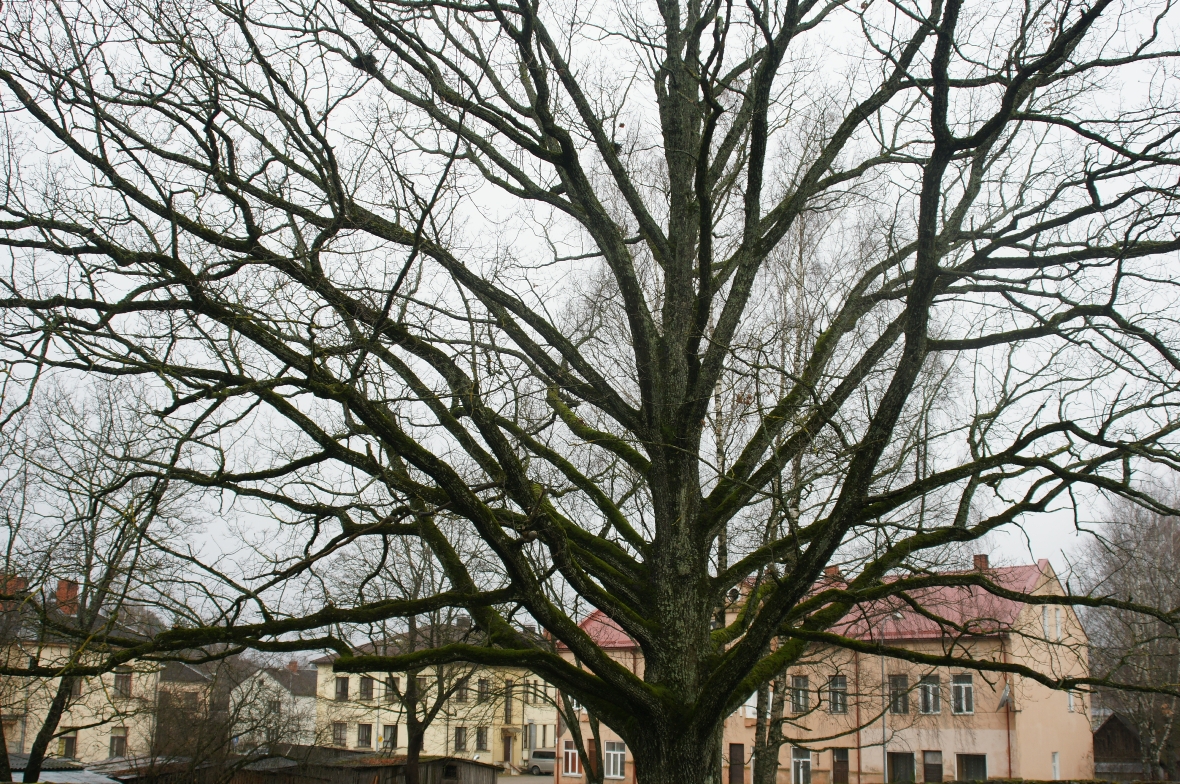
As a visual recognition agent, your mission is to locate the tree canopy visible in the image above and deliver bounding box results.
[1,0,1180,781]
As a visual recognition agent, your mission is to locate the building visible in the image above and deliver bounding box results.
[230,745,501,784]
[231,663,318,747]
[0,580,160,764]
[7,751,123,784]
[312,632,557,773]
[1092,712,1160,782]
[555,557,1094,784]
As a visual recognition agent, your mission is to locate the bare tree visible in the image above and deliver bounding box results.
[1085,495,1180,779]
[0,381,188,781]
[1,1,1180,783]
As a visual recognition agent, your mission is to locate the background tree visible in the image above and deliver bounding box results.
[1085,496,1180,779]
[2,1,1180,783]
[0,381,191,781]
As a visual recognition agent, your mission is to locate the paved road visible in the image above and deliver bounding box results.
[498,775,549,783]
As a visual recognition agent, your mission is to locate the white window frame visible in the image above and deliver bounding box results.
[792,747,811,784]
[919,676,940,714]
[1055,608,1062,641]
[1052,751,1060,780]
[563,740,583,776]
[951,674,974,714]
[828,676,847,714]
[1042,606,1050,638]
[790,675,810,714]
[605,741,626,779]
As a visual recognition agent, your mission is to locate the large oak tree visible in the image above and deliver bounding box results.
[1,0,1180,781]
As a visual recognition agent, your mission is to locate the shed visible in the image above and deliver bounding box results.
[233,750,500,784]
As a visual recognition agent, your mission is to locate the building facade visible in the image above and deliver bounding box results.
[231,663,319,747]
[555,557,1094,784]
[0,581,159,764]
[312,653,557,773]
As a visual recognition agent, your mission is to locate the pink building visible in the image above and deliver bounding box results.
[555,557,1093,784]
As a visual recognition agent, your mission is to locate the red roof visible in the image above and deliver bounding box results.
[564,560,1051,650]
[834,561,1049,641]
[558,609,636,650]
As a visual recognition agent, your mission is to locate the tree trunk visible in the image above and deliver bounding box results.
[24,679,72,784]
[0,710,12,783]
[631,728,722,784]
[753,669,788,784]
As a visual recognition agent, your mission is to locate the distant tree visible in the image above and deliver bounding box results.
[1085,496,1180,780]
[0,382,189,781]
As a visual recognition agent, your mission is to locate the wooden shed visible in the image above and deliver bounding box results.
[233,753,500,784]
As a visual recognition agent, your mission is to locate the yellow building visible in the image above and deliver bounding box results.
[0,581,159,764]
[313,646,557,773]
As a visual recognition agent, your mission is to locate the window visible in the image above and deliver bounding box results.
[332,722,347,747]
[58,728,78,759]
[456,678,469,703]
[543,724,550,749]
[1052,752,1060,780]
[181,690,198,710]
[919,676,941,714]
[791,747,810,784]
[790,676,809,714]
[113,669,132,698]
[605,741,626,779]
[443,764,458,780]
[478,678,490,702]
[385,676,399,702]
[455,726,467,752]
[527,723,536,751]
[922,751,943,783]
[730,743,747,784]
[1043,606,1050,638]
[357,723,372,748]
[832,749,849,784]
[563,740,582,776]
[951,674,974,714]
[359,676,374,700]
[956,754,986,781]
[887,752,915,783]
[335,676,349,701]
[889,675,909,714]
[828,676,847,714]
[476,726,489,751]
[416,675,429,694]
[1055,608,1062,641]
[382,725,397,750]
[1067,691,1075,712]
[505,680,515,722]
[67,676,83,698]
[108,727,127,758]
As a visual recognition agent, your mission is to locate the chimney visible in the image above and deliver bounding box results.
[0,576,26,611]
[287,660,300,673]
[973,554,989,572]
[56,580,78,615]
[823,566,842,580]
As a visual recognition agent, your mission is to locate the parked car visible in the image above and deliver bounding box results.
[527,749,555,776]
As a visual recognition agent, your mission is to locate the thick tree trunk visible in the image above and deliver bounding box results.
[631,727,722,784]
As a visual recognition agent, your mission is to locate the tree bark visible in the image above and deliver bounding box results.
[0,710,12,783]
[23,679,72,784]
